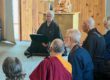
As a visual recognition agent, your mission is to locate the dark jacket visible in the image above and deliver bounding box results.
[37,20,63,42]
[82,28,106,73]
[68,45,94,80]
[104,30,110,60]
[104,30,110,52]
[82,28,106,58]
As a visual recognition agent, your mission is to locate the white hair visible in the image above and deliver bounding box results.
[67,29,81,43]
[46,10,55,18]
[103,16,110,29]
[88,17,95,29]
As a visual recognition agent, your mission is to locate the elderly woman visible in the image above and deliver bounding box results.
[2,57,25,80]
[64,29,93,80]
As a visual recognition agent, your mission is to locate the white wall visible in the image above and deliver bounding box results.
[106,0,110,16]
[12,0,20,40]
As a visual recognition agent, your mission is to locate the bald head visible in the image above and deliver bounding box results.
[50,39,65,53]
[87,17,95,29]
[82,17,95,33]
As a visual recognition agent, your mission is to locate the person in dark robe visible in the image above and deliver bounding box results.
[103,17,110,60]
[37,10,63,42]
[82,17,106,80]
[29,39,72,80]
[64,29,93,80]
[37,10,67,56]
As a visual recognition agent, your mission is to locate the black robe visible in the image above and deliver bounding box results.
[82,28,106,74]
[82,28,106,58]
[37,20,63,42]
[24,21,65,57]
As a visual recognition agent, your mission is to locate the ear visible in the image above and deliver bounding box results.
[49,47,52,52]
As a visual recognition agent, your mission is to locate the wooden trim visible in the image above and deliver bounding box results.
[19,0,22,41]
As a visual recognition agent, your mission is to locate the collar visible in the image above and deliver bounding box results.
[70,44,80,54]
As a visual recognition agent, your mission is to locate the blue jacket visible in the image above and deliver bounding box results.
[68,45,94,80]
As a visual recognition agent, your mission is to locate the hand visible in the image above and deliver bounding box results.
[42,43,48,47]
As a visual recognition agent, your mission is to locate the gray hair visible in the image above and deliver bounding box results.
[2,57,23,80]
[104,16,110,21]
[88,17,95,29]
[46,10,55,18]
[103,16,110,26]
[67,29,81,44]
[50,39,65,53]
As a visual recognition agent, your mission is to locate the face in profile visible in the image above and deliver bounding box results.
[82,22,89,33]
[46,13,53,23]
[104,20,109,29]
[64,35,71,48]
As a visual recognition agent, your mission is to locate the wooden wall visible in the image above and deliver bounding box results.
[20,0,105,40]
[71,0,105,33]
[20,0,33,40]
[70,0,105,42]
[20,0,42,40]
[0,0,5,39]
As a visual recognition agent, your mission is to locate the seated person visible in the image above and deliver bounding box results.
[37,10,63,42]
[29,39,72,80]
[25,34,50,57]
[25,10,67,57]
[64,29,93,80]
[2,57,25,80]
[37,10,67,56]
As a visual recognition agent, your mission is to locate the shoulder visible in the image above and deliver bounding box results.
[75,47,90,57]
[52,21,59,27]
[42,56,56,64]
[40,21,47,27]
[40,57,52,66]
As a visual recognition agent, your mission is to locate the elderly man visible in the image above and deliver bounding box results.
[2,57,25,80]
[64,29,93,80]
[82,17,106,58]
[82,17,106,80]
[101,17,110,79]
[29,39,72,80]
